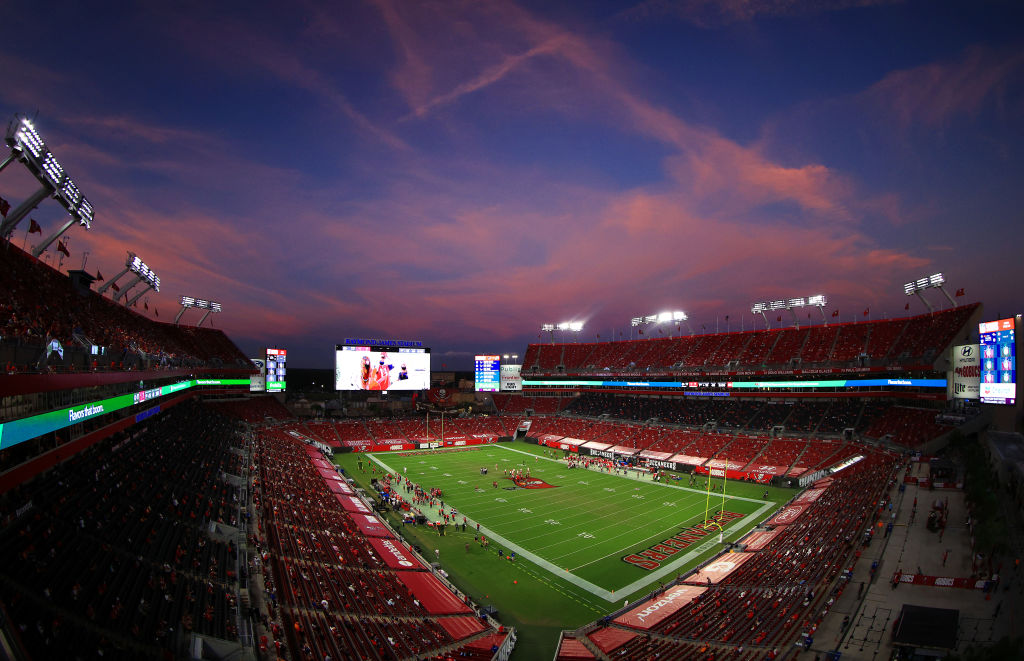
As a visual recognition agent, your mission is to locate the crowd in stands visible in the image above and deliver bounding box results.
[0,401,244,659]
[521,304,977,374]
[862,406,954,449]
[207,396,292,424]
[250,414,518,450]
[0,244,250,372]
[559,450,901,660]
[252,425,507,660]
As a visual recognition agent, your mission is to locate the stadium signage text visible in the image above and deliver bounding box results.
[69,403,104,422]
[623,510,746,570]
[377,538,415,567]
[634,585,698,623]
[343,338,423,347]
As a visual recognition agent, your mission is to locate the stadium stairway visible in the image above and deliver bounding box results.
[423,617,509,660]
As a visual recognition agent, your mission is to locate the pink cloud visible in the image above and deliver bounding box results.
[862,45,1024,129]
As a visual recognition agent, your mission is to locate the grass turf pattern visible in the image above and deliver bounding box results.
[365,441,786,601]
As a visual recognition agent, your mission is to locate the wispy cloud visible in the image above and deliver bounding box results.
[617,0,902,28]
[860,45,1024,129]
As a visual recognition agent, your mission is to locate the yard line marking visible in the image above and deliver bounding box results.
[367,447,779,602]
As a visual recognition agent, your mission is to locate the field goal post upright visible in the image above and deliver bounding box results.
[719,458,728,543]
[703,457,728,538]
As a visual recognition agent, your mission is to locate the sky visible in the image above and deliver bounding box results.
[0,0,1022,369]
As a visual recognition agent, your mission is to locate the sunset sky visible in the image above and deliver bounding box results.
[1,0,1022,369]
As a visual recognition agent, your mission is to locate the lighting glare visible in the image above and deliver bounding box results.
[753,294,828,313]
[903,272,946,295]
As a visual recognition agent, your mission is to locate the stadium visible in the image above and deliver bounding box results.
[1,4,1023,660]
[0,111,1021,660]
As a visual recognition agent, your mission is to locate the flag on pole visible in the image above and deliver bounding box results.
[144,301,149,310]
[863,307,869,317]
[57,241,70,257]
[28,218,42,234]
[155,308,159,318]
[832,310,839,318]
[0,197,10,218]
[905,302,910,310]
[96,270,104,281]
[955,288,965,297]
[111,282,120,292]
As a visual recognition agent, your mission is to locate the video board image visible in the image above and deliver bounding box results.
[335,345,430,391]
[475,355,500,392]
[266,348,287,393]
[979,318,1016,405]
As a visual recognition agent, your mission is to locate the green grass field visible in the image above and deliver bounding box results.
[333,440,795,659]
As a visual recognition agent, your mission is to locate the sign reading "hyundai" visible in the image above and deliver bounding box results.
[950,344,980,400]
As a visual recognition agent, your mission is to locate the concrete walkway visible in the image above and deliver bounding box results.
[799,461,1021,660]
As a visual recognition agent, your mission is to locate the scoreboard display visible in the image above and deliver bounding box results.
[475,355,500,392]
[335,345,430,390]
[266,348,287,393]
[979,318,1016,405]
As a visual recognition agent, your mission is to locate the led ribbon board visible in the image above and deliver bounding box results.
[0,379,249,450]
[521,378,947,389]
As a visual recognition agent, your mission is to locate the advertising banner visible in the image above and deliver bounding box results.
[368,537,424,570]
[500,364,523,391]
[950,344,980,400]
[613,584,707,630]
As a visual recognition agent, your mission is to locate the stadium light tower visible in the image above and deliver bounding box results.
[95,253,160,306]
[557,321,584,343]
[751,295,827,329]
[541,323,556,344]
[176,296,222,326]
[631,310,690,338]
[97,252,135,297]
[903,273,952,313]
[1,117,94,254]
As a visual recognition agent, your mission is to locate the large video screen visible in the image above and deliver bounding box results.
[336,345,430,390]
[979,318,1016,405]
[266,348,287,392]
[475,355,500,392]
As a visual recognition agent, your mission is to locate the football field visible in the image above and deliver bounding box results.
[366,442,783,602]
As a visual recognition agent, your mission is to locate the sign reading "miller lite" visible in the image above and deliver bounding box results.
[950,344,980,400]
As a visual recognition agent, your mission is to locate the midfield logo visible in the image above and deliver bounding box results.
[505,476,558,489]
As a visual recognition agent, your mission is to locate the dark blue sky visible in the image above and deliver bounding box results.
[1,0,1021,368]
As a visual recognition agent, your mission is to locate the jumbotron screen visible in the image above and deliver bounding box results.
[475,355,500,392]
[979,317,1016,405]
[335,345,431,391]
[266,348,287,392]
